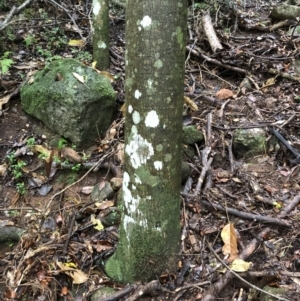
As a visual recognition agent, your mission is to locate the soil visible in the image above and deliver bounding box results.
[1,1,300,301]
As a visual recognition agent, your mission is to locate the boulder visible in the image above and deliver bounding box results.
[21,58,116,148]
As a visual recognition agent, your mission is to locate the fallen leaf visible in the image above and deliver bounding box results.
[91,214,104,231]
[184,95,198,111]
[95,200,114,210]
[56,262,88,284]
[221,223,238,262]
[68,39,85,47]
[216,89,234,100]
[231,258,252,272]
[0,163,8,176]
[72,72,85,84]
[61,147,82,163]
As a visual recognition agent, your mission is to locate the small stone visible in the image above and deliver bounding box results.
[110,177,122,190]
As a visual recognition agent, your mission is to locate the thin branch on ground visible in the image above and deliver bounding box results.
[0,0,35,31]
[200,199,291,228]
[46,0,85,40]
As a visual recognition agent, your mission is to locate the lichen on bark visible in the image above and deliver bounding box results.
[105,0,187,283]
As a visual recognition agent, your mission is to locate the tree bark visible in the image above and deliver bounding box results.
[105,0,187,283]
[92,0,110,70]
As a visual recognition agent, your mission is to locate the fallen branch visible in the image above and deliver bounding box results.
[200,200,291,228]
[186,46,248,75]
[202,12,223,53]
[278,194,300,218]
[0,0,34,31]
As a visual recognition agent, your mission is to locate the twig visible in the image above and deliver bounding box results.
[62,209,76,257]
[186,46,248,75]
[268,68,300,82]
[46,0,85,40]
[43,155,110,216]
[202,228,290,301]
[278,195,300,218]
[200,200,290,228]
[0,0,35,31]
[95,285,136,301]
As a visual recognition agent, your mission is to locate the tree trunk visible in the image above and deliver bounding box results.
[105,0,187,283]
[92,0,110,70]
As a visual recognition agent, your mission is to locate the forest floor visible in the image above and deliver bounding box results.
[1,0,300,300]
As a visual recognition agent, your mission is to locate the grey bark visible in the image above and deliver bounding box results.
[93,0,110,70]
[105,0,187,283]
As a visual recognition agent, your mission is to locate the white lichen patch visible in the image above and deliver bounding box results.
[156,144,163,152]
[134,90,142,99]
[154,161,163,170]
[128,105,133,114]
[145,110,159,128]
[97,41,106,49]
[123,215,135,243]
[147,79,153,88]
[154,59,163,69]
[125,134,154,169]
[131,125,138,134]
[164,154,172,162]
[132,111,141,124]
[92,0,101,15]
[139,218,148,228]
[140,15,152,28]
[123,172,140,214]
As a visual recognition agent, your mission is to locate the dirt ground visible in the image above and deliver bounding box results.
[1,0,300,300]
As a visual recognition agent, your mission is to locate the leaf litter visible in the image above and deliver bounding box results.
[0,0,300,300]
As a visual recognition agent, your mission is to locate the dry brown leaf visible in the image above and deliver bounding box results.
[61,147,82,163]
[216,88,234,100]
[0,163,8,176]
[56,262,88,284]
[221,223,238,262]
[95,200,114,210]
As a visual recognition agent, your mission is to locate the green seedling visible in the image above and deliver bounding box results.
[26,137,35,147]
[24,34,37,48]
[16,182,26,195]
[57,138,68,150]
[38,152,48,160]
[53,155,61,163]
[0,51,14,75]
[6,152,15,164]
[71,163,81,172]
[12,160,26,180]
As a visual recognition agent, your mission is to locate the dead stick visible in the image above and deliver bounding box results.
[278,194,300,218]
[200,200,290,228]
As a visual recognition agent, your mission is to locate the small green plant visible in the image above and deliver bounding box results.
[53,155,61,163]
[71,163,81,172]
[57,138,68,150]
[82,152,90,161]
[71,49,92,61]
[0,51,14,75]
[6,152,15,164]
[12,160,26,180]
[24,34,37,48]
[26,137,36,147]
[38,152,48,160]
[16,182,26,195]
